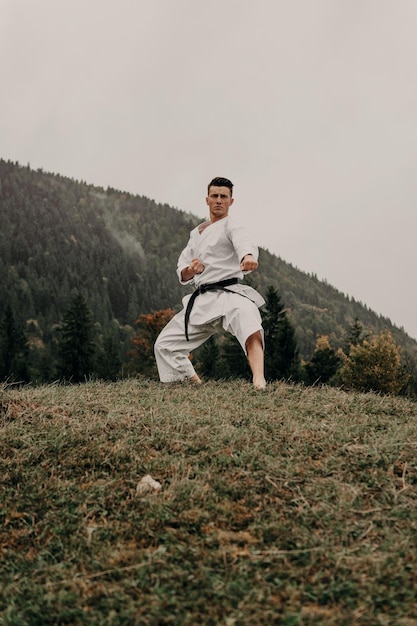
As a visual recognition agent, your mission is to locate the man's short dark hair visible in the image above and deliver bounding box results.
[208,177,233,196]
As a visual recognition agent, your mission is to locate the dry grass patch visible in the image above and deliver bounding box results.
[1,379,417,625]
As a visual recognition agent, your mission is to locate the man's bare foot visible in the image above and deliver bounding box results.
[189,374,202,385]
[253,378,267,390]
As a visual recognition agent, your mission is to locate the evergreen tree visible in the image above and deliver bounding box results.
[0,304,29,382]
[262,286,301,381]
[58,293,96,382]
[344,318,367,355]
[36,344,56,384]
[194,336,223,380]
[304,335,341,385]
[217,334,251,381]
[95,331,122,381]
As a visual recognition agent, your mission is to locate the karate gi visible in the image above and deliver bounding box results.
[154,215,265,382]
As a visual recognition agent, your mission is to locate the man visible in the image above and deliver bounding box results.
[154,177,266,389]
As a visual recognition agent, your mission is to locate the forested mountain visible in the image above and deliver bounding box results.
[1,158,416,382]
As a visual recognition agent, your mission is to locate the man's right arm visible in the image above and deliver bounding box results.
[180,258,205,282]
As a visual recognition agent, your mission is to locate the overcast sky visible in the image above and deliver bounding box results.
[2,0,417,339]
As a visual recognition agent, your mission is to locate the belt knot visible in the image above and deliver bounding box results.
[184,277,239,341]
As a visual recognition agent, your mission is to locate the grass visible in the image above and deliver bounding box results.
[1,378,417,625]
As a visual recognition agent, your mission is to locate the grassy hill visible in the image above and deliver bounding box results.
[1,158,417,382]
[1,379,417,624]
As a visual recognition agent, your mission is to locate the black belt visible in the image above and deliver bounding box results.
[184,278,239,341]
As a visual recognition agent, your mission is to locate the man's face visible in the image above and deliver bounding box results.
[206,186,234,222]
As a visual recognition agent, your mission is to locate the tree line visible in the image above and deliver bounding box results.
[2,286,413,398]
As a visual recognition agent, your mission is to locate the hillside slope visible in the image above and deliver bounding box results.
[1,159,416,365]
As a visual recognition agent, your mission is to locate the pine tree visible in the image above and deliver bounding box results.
[58,293,96,382]
[344,318,367,355]
[304,335,341,385]
[262,286,301,382]
[194,336,223,380]
[217,334,251,381]
[95,331,122,381]
[0,304,29,382]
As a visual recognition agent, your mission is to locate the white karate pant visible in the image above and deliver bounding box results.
[154,292,263,382]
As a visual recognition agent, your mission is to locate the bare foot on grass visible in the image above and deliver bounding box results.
[189,374,202,385]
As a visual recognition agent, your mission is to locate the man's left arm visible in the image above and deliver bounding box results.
[240,254,258,272]
[228,218,259,273]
